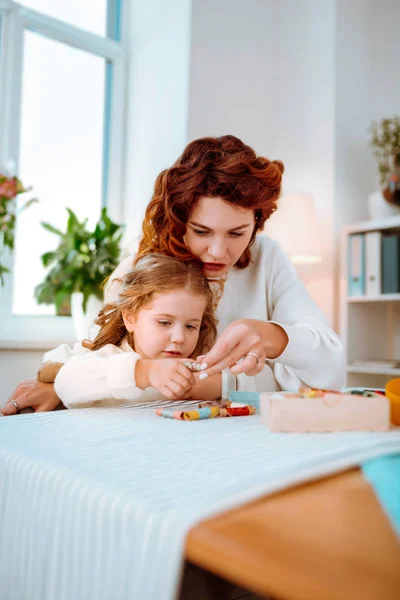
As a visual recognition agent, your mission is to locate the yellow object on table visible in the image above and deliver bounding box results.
[385,378,400,425]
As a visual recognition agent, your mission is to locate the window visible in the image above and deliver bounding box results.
[18,1,108,37]
[14,32,106,315]
[0,0,126,345]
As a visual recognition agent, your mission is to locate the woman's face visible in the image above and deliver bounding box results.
[184,196,255,277]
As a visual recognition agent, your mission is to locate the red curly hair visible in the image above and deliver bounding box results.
[135,135,284,268]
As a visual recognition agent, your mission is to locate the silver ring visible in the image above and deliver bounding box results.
[246,352,259,363]
[11,398,19,411]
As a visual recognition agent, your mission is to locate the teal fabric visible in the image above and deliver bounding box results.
[229,390,260,409]
[362,454,400,537]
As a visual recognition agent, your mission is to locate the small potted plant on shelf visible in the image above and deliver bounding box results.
[34,207,124,337]
[369,115,400,206]
[0,167,37,285]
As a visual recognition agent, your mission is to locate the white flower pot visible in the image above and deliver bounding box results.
[71,292,103,342]
[368,191,400,220]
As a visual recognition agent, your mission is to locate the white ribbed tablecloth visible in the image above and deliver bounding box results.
[1,401,400,600]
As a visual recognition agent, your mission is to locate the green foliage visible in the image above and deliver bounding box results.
[34,207,124,315]
[369,116,400,188]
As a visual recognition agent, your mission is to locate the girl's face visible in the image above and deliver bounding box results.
[184,196,255,278]
[122,289,207,359]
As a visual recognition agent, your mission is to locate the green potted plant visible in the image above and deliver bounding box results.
[369,115,400,205]
[0,169,37,285]
[34,207,124,331]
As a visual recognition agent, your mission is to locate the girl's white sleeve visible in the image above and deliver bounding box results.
[51,346,149,408]
[43,343,91,364]
[266,245,345,391]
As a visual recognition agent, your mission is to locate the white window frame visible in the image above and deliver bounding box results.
[0,0,127,348]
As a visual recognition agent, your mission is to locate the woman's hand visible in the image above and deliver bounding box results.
[135,358,196,400]
[1,380,63,416]
[199,320,288,377]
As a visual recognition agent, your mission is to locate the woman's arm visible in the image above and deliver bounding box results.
[262,247,345,391]
[199,320,289,378]
[200,243,345,391]
[1,342,90,416]
[1,380,62,416]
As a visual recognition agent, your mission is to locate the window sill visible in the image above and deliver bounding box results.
[0,314,76,350]
[0,339,75,351]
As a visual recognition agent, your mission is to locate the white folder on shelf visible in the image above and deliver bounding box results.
[365,231,382,296]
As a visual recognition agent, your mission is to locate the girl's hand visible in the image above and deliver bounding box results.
[1,380,63,416]
[136,358,196,400]
[198,320,288,377]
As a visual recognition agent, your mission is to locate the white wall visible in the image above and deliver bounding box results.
[368,0,400,121]
[122,0,192,250]
[187,0,276,149]
[270,0,336,324]
[335,0,400,229]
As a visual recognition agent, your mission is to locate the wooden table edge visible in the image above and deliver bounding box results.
[185,467,400,600]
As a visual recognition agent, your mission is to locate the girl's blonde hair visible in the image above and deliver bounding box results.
[86,254,217,357]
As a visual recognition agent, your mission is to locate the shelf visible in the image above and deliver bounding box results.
[344,214,400,235]
[342,216,400,388]
[347,294,400,303]
[347,366,400,376]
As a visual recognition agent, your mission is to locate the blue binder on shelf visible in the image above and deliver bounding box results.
[348,233,365,296]
[382,234,400,294]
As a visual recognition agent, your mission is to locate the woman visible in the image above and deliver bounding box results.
[3,135,344,415]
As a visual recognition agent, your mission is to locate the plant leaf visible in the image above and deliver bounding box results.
[41,222,64,236]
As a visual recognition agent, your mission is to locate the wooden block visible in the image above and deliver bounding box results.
[260,391,391,432]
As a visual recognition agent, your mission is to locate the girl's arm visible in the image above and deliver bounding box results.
[55,350,197,408]
[54,348,160,408]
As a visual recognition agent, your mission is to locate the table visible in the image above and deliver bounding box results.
[185,468,400,600]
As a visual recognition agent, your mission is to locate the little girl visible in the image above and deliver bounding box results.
[42,254,231,408]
